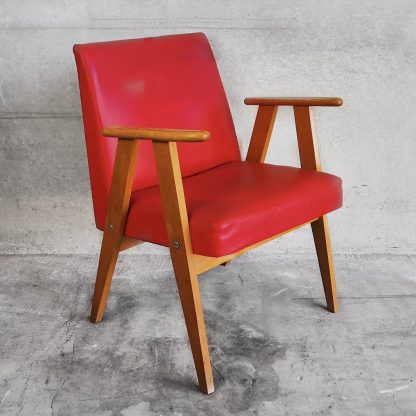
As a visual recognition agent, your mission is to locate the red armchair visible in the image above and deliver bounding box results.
[73,32,343,394]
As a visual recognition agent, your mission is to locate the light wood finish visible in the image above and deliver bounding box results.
[246,105,278,162]
[89,97,342,391]
[102,127,210,142]
[193,219,316,274]
[245,97,343,107]
[153,141,214,395]
[90,139,139,323]
[311,216,339,313]
[112,219,317,276]
[293,105,339,313]
[293,106,321,170]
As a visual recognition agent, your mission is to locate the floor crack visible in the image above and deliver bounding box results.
[15,376,30,416]
[50,375,69,416]
[50,281,81,415]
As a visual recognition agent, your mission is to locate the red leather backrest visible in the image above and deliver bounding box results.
[73,33,241,228]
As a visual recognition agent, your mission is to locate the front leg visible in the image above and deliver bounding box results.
[90,139,139,323]
[153,141,214,394]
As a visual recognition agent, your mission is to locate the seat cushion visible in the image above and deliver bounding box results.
[125,161,342,257]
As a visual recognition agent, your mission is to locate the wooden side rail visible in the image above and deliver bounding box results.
[245,97,342,313]
[91,128,210,324]
[92,127,214,394]
[152,141,214,394]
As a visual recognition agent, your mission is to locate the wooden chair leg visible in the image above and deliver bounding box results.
[153,141,214,394]
[172,255,214,394]
[311,215,339,313]
[90,139,139,323]
[90,231,121,323]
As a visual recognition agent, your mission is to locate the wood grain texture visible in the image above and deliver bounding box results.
[311,216,339,313]
[293,106,321,170]
[293,105,339,313]
[193,219,317,274]
[246,105,278,162]
[90,139,139,323]
[245,97,343,107]
[101,127,210,142]
[153,141,214,394]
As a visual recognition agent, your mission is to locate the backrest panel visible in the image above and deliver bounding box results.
[74,33,240,228]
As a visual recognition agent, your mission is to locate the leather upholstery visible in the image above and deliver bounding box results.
[73,33,240,229]
[125,162,342,257]
[74,33,343,258]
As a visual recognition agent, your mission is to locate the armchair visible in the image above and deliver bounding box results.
[74,33,343,394]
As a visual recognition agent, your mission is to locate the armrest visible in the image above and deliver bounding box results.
[101,127,210,142]
[246,96,343,163]
[244,97,343,107]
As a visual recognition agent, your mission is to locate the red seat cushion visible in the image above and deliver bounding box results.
[125,161,342,257]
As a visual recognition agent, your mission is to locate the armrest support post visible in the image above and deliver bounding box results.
[90,138,139,322]
[152,141,215,392]
[293,106,321,171]
[152,141,194,258]
[246,105,278,162]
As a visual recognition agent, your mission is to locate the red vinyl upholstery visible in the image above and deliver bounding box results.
[73,33,240,229]
[125,162,342,257]
[74,33,343,258]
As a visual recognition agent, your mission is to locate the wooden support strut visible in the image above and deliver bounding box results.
[294,106,339,313]
[90,139,139,323]
[153,141,215,394]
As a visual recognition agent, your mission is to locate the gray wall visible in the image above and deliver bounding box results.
[1,0,415,255]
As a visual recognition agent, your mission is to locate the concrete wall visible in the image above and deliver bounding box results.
[1,0,415,255]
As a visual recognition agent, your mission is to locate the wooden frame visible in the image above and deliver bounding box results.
[90,98,342,393]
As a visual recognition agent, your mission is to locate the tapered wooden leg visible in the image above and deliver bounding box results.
[311,215,339,313]
[90,139,139,323]
[171,256,214,394]
[90,231,121,323]
[153,141,214,394]
[293,107,339,312]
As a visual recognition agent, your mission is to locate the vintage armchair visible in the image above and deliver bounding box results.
[73,32,343,394]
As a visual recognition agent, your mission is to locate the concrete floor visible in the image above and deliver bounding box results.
[0,252,415,415]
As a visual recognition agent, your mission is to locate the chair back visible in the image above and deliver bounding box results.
[74,33,240,227]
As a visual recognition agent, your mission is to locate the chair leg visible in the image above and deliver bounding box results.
[90,230,121,323]
[311,215,339,313]
[171,255,215,394]
[89,139,139,323]
[152,141,214,393]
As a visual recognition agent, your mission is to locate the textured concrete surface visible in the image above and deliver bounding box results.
[1,2,416,412]
[1,252,416,415]
[1,1,416,255]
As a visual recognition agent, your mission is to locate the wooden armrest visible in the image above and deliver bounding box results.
[101,127,210,142]
[244,97,343,107]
